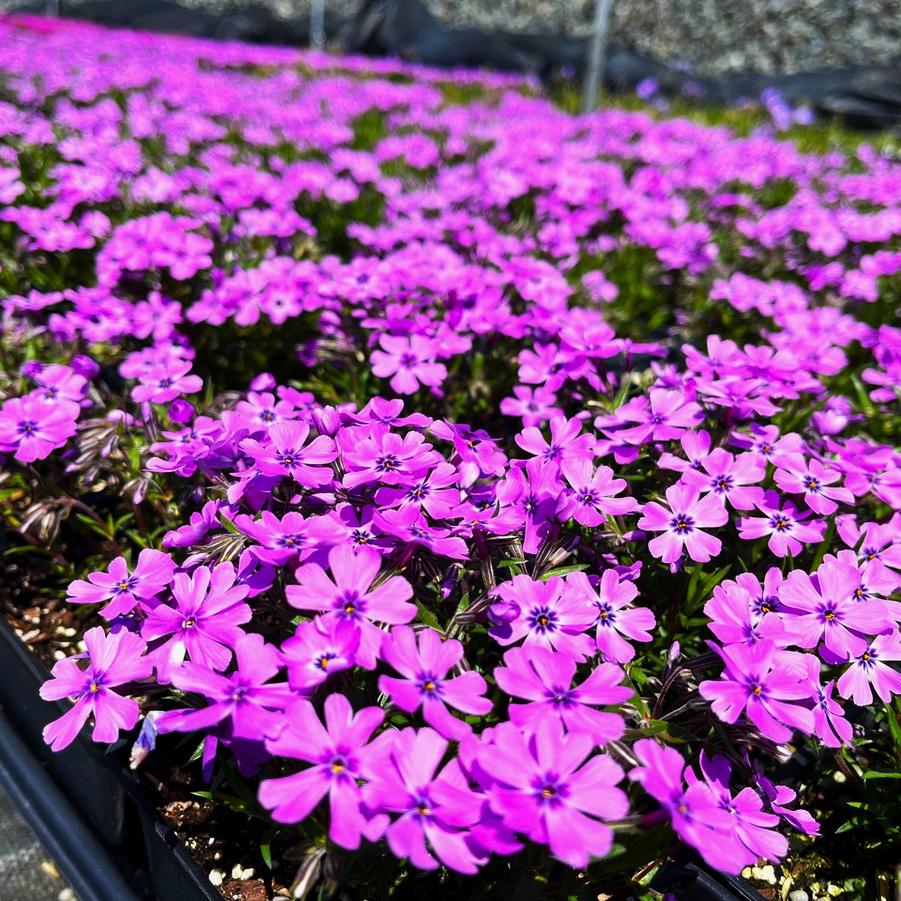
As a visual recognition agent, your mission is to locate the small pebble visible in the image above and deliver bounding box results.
[789,891,810,901]
[209,869,224,887]
[232,864,255,880]
[58,890,75,901]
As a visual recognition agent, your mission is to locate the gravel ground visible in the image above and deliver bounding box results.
[2,0,898,74]
[0,782,72,901]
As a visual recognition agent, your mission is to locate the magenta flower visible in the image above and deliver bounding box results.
[379,626,491,739]
[613,388,702,445]
[371,334,447,395]
[361,728,485,873]
[375,461,460,519]
[0,393,78,462]
[488,574,595,660]
[142,562,251,677]
[241,421,337,488]
[373,506,469,559]
[514,416,594,468]
[557,459,638,526]
[340,425,440,489]
[778,559,894,658]
[40,626,152,751]
[681,448,766,511]
[738,491,823,557]
[234,510,341,566]
[836,631,901,705]
[500,385,563,427]
[693,753,787,865]
[478,719,627,868]
[157,632,291,739]
[67,549,175,620]
[774,456,854,515]
[629,740,738,873]
[32,364,88,406]
[493,645,629,743]
[131,360,202,404]
[495,459,560,555]
[565,570,655,662]
[699,640,814,742]
[280,616,361,692]
[259,694,385,848]
[286,544,415,667]
[638,483,729,564]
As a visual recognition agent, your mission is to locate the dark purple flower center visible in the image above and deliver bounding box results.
[18,419,38,436]
[276,450,298,468]
[803,476,821,493]
[411,793,433,820]
[329,754,349,775]
[528,605,558,634]
[350,529,371,545]
[858,648,878,669]
[113,575,138,594]
[754,594,780,615]
[533,773,566,806]
[819,603,841,625]
[260,409,276,423]
[277,532,304,548]
[315,653,336,671]
[670,514,694,534]
[712,475,733,492]
[337,590,365,619]
[769,514,792,532]
[546,686,574,707]
[376,453,400,472]
[576,488,599,507]
[418,673,441,697]
[399,353,418,368]
[595,603,617,627]
[650,412,665,425]
[158,376,173,388]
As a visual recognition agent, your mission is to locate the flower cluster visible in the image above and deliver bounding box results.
[0,12,899,895]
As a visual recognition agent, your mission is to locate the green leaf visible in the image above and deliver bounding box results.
[863,771,901,780]
[496,558,527,570]
[539,563,589,580]
[414,599,442,631]
[260,842,272,870]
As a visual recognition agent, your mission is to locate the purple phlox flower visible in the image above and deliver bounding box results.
[488,574,595,660]
[778,559,895,659]
[241,420,337,488]
[500,385,563,427]
[40,626,152,751]
[774,455,854,515]
[610,388,702,446]
[493,644,629,743]
[67,549,175,620]
[259,693,385,849]
[32,363,88,406]
[693,753,787,865]
[836,514,901,571]
[565,570,655,662]
[340,424,441,490]
[281,615,361,691]
[361,727,486,873]
[371,334,448,395]
[286,544,415,668]
[754,773,820,836]
[234,510,342,567]
[836,630,901,705]
[430,419,507,487]
[681,448,766,511]
[477,718,627,868]
[372,505,469,560]
[638,483,729,565]
[157,632,291,740]
[379,626,491,739]
[658,428,712,473]
[794,655,853,747]
[557,458,639,526]
[142,562,251,678]
[162,500,224,548]
[234,390,297,432]
[514,416,594,468]
[235,548,276,597]
[629,739,739,874]
[699,640,815,742]
[354,396,433,429]
[375,461,461,518]
[738,490,824,558]
[495,458,561,554]
[131,359,202,404]
[0,393,79,462]
[328,502,388,552]
[694,376,781,419]
[704,581,786,648]
[731,424,804,465]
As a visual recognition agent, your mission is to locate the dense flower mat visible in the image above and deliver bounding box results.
[1,12,900,898]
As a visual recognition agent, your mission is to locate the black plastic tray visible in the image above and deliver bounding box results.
[0,618,220,901]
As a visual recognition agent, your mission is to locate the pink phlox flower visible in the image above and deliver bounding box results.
[67,548,175,619]
[375,461,461,519]
[241,420,337,488]
[0,393,79,462]
[379,625,491,739]
[657,429,712,473]
[40,626,152,751]
[478,718,627,868]
[557,458,639,526]
[259,694,385,849]
[514,416,595,469]
[610,387,702,446]
[494,644,629,743]
[286,544,415,667]
[638,483,729,565]
[373,505,469,560]
[280,616,361,692]
[681,447,766,511]
[565,570,655,662]
[371,334,448,395]
[738,491,824,558]
[774,455,854,515]
[131,359,202,404]
[340,423,441,489]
